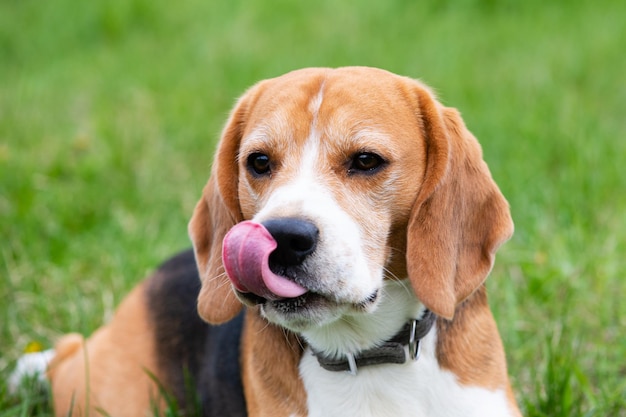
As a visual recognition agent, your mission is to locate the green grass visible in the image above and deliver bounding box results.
[2,0,625,415]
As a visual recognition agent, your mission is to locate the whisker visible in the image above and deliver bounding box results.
[282,327,307,353]
[381,266,402,283]
[255,319,271,335]
[206,271,231,290]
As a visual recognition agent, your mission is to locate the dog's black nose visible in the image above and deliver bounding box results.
[262,218,318,266]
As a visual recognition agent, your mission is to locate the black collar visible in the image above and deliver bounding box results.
[311,310,436,375]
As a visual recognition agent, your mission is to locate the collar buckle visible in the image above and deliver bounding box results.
[408,319,421,361]
[346,352,358,375]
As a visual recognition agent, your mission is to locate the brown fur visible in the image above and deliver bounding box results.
[241,310,308,416]
[48,283,163,416]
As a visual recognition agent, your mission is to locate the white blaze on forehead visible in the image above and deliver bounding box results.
[306,86,324,155]
[308,85,324,119]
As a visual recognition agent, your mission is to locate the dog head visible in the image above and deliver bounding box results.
[189,67,513,330]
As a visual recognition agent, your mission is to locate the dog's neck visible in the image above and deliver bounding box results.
[299,279,426,360]
[310,310,436,374]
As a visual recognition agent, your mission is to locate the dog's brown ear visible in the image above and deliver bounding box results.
[406,87,514,320]
[188,92,254,324]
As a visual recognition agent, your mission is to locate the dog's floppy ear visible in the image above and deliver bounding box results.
[406,86,514,320]
[188,91,255,324]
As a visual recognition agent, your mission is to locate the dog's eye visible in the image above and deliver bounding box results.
[247,153,271,176]
[349,152,386,174]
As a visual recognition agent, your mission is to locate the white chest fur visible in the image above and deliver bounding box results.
[296,280,515,417]
[299,328,513,417]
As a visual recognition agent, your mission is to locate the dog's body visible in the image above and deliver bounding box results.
[47,67,521,416]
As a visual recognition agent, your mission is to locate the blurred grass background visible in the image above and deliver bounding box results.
[1,0,625,415]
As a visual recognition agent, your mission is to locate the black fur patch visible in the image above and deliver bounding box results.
[146,249,247,417]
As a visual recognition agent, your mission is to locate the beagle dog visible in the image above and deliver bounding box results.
[47,67,521,417]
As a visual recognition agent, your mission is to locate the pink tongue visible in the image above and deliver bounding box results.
[222,221,308,300]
